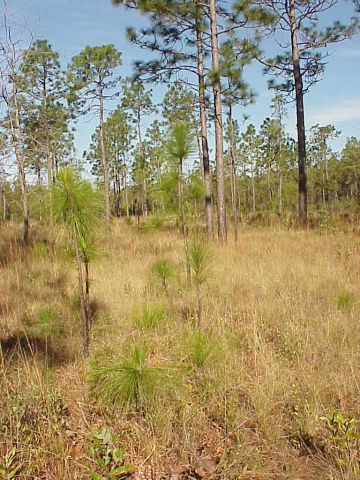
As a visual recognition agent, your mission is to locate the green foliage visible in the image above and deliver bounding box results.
[337,290,355,311]
[52,167,100,255]
[89,344,166,411]
[27,306,62,339]
[166,122,196,164]
[87,427,134,480]
[189,239,213,286]
[0,447,22,479]
[151,258,174,292]
[185,330,217,369]
[67,44,122,111]
[321,411,358,444]
[140,215,164,233]
[132,303,166,330]
[320,411,359,472]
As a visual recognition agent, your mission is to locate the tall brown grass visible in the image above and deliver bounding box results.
[0,219,359,479]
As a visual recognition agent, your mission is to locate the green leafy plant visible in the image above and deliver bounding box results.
[320,411,359,472]
[87,427,134,479]
[0,447,22,479]
[133,304,166,330]
[189,239,213,328]
[89,344,166,411]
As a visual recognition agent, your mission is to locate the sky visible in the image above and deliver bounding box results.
[8,0,360,160]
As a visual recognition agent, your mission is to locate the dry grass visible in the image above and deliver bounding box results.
[0,219,359,479]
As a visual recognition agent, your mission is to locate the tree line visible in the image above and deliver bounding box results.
[0,0,359,244]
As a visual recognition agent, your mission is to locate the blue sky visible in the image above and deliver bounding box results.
[11,0,360,159]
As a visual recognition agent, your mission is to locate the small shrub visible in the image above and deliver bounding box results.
[133,304,166,330]
[87,427,134,479]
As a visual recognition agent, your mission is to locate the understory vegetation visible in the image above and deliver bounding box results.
[1,219,359,479]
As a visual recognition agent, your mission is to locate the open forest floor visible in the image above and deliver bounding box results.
[0,219,360,479]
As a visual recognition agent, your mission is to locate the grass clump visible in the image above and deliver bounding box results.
[189,239,213,328]
[89,344,166,411]
[337,289,355,311]
[133,304,166,330]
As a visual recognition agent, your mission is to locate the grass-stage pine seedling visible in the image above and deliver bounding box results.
[132,303,166,330]
[185,330,217,369]
[89,344,167,412]
[151,258,174,294]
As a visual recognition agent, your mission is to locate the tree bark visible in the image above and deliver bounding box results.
[11,91,29,244]
[74,224,90,358]
[289,0,307,225]
[99,87,111,228]
[178,157,191,283]
[228,105,238,242]
[209,0,227,242]
[196,8,213,240]
[137,109,148,217]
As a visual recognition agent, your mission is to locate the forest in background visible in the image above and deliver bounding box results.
[1,0,360,244]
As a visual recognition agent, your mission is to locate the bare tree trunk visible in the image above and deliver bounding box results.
[179,157,191,284]
[99,88,111,228]
[278,169,283,216]
[11,96,29,244]
[209,0,227,242]
[289,0,307,225]
[196,9,213,240]
[228,105,238,242]
[2,191,6,221]
[1,2,29,243]
[196,283,202,329]
[137,109,148,217]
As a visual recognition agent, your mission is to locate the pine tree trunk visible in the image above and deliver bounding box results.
[228,105,238,242]
[99,88,111,228]
[11,90,29,244]
[289,0,307,225]
[137,110,148,217]
[209,0,227,242]
[73,225,90,358]
[179,157,191,284]
[196,9,213,240]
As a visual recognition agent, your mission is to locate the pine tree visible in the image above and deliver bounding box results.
[258,0,358,224]
[67,44,122,228]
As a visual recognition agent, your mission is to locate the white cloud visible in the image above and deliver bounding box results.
[306,99,360,126]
